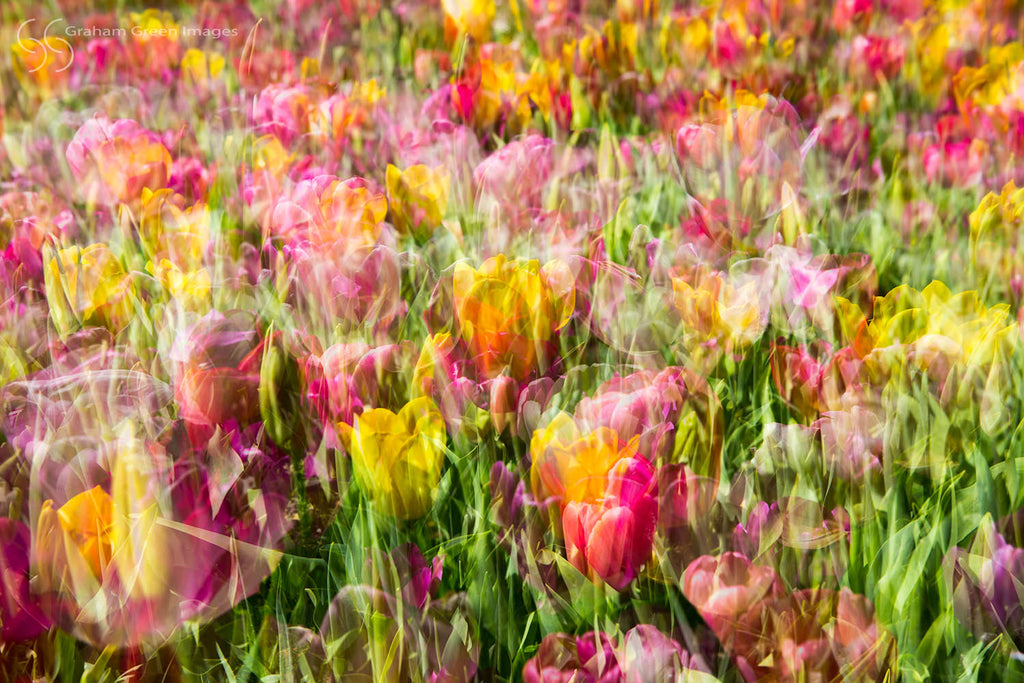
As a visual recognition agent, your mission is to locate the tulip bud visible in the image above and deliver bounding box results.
[488,374,518,434]
[260,331,304,450]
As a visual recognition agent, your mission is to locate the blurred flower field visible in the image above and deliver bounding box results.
[2,0,1024,679]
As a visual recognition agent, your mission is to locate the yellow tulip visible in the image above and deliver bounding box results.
[35,487,114,625]
[147,259,212,310]
[36,437,174,607]
[954,44,1024,110]
[970,182,1024,296]
[671,269,765,354]
[452,255,574,381]
[126,9,180,45]
[442,0,495,43]
[43,243,134,338]
[252,135,294,178]
[180,48,226,85]
[53,486,114,584]
[318,179,388,248]
[530,413,639,507]
[136,188,210,270]
[341,397,446,519]
[385,164,450,238]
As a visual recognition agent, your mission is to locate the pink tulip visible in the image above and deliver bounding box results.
[523,625,710,683]
[682,552,783,657]
[923,139,987,186]
[832,0,872,31]
[522,631,621,683]
[65,117,172,206]
[562,457,657,590]
[573,367,692,462]
[473,135,554,209]
[850,34,904,83]
[171,310,265,447]
[253,83,315,144]
[307,342,414,427]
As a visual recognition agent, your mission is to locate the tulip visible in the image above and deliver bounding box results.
[970,181,1024,305]
[341,397,446,520]
[288,243,404,337]
[839,282,1017,414]
[11,34,72,97]
[660,14,711,68]
[308,342,414,427]
[487,373,519,434]
[770,342,861,420]
[573,367,694,463]
[0,190,73,288]
[412,332,486,436]
[817,99,872,173]
[675,123,718,170]
[522,626,712,683]
[65,117,172,206]
[677,198,752,258]
[168,155,211,203]
[850,34,904,83]
[530,413,659,590]
[124,9,180,76]
[146,258,212,310]
[562,457,657,590]
[385,164,450,239]
[135,187,210,271]
[530,413,639,507]
[386,544,443,610]
[832,0,872,32]
[671,267,766,356]
[522,631,621,683]
[473,135,554,210]
[269,175,387,251]
[682,552,782,655]
[107,433,178,602]
[180,48,225,86]
[619,624,714,683]
[514,375,563,442]
[253,83,314,144]
[0,335,175,489]
[43,243,134,339]
[171,310,266,446]
[684,552,893,681]
[33,428,290,648]
[36,486,113,615]
[922,138,987,187]
[816,407,883,480]
[834,588,892,680]
[318,80,386,143]
[754,589,893,682]
[732,502,782,562]
[453,255,574,382]
[978,527,1024,646]
[442,0,495,43]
